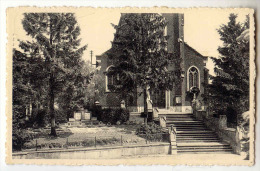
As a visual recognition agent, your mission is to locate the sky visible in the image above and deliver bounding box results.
[12,9,248,75]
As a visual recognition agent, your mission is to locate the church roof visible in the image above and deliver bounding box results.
[184,42,208,60]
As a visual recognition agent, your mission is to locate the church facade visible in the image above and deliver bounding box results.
[96,13,208,113]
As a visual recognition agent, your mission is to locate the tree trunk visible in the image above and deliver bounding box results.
[49,73,57,136]
[143,88,148,125]
[48,18,57,136]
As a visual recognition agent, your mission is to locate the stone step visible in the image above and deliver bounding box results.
[177,141,222,144]
[174,125,207,127]
[177,149,233,153]
[177,137,218,140]
[166,116,194,118]
[177,134,217,137]
[167,120,202,123]
[167,125,206,128]
[177,130,211,132]
[163,111,233,154]
[176,136,218,141]
[175,127,210,130]
[158,112,193,115]
[177,146,231,150]
[166,116,195,118]
[167,122,204,125]
[176,130,214,134]
[177,142,230,146]
[177,131,212,134]
[177,136,218,138]
[177,138,219,141]
[166,118,196,121]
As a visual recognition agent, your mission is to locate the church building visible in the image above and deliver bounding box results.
[96,13,209,113]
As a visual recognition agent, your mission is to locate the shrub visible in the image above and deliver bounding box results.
[226,106,238,125]
[82,139,95,147]
[12,128,32,151]
[12,107,33,151]
[99,108,129,125]
[90,105,103,120]
[136,122,168,142]
[55,109,68,124]
[30,109,49,128]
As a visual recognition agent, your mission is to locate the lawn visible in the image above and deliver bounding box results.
[23,124,149,151]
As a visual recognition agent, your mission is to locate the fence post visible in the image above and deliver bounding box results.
[66,138,68,149]
[36,139,37,151]
[146,134,148,144]
[95,136,97,148]
[121,135,123,146]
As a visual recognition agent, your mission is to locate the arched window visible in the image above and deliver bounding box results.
[105,65,120,92]
[187,66,200,91]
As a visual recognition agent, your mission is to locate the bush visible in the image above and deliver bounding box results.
[12,125,32,151]
[90,105,103,120]
[55,109,68,124]
[226,106,238,125]
[136,122,168,142]
[12,107,33,151]
[99,108,129,125]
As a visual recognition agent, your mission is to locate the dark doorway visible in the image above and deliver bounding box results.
[152,90,165,108]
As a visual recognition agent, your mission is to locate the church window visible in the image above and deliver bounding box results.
[106,65,120,92]
[187,66,200,91]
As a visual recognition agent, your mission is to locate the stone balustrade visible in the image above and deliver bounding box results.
[169,125,177,155]
[194,110,242,154]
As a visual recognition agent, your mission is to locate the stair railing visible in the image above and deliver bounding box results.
[169,124,177,154]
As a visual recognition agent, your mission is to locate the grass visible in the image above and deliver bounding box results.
[22,123,149,151]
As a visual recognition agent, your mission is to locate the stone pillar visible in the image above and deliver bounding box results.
[169,125,177,155]
[219,115,227,129]
[120,100,126,109]
[159,116,166,128]
[236,126,242,154]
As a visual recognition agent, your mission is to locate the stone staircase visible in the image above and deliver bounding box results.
[165,113,233,154]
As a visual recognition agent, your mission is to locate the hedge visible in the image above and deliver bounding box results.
[91,107,130,125]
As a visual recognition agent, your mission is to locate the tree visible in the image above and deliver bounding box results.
[83,63,106,106]
[208,14,249,124]
[56,61,104,120]
[12,49,34,150]
[109,13,180,124]
[20,13,87,136]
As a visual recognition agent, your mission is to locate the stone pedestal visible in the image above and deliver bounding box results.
[169,126,177,155]
[159,116,166,128]
[74,112,81,121]
[219,115,227,129]
[82,112,91,120]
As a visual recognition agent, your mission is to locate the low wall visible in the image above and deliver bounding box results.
[13,143,170,159]
[195,110,241,154]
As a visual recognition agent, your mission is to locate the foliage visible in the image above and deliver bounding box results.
[23,136,121,150]
[99,108,130,124]
[239,111,250,160]
[108,14,181,123]
[18,13,87,136]
[208,14,249,122]
[136,122,168,142]
[12,118,33,151]
[12,50,40,150]
[83,62,106,106]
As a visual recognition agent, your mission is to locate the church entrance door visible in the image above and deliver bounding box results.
[152,90,165,108]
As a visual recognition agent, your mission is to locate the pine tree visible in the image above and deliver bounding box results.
[109,13,180,124]
[19,13,87,136]
[12,49,34,150]
[209,14,249,124]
